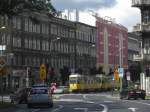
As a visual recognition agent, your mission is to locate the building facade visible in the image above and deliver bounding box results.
[128,32,142,81]
[128,32,141,66]
[0,13,96,91]
[132,0,150,67]
[131,0,150,93]
[96,17,128,74]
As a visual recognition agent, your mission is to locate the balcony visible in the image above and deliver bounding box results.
[144,54,150,61]
[142,23,150,32]
[133,54,143,61]
[132,0,150,7]
[133,23,150,32]
[133,23,142,32]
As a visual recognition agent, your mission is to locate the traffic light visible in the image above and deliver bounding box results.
[114,68,119,81]
[145,68,150,77]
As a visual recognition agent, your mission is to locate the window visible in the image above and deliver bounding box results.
[13,36,21,47]
[29,20,33,32]
[37,24,40,33]
[29,39,32,49]
[33,39,36,50]
[143,10,150,23]
[25,18,29,31]
[25,38,28,49]
[37,40,40,50]
[6,34,11,45]
[1,33,6,44]
[51,24,57,35]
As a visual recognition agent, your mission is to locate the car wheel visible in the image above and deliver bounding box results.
[134,97,137,100]
[142,96,145,100]
[27,104,32,108]
[49,102,53,108]
[127,96,130,100]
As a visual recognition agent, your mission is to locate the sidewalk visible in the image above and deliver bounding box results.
[100,91,120,99]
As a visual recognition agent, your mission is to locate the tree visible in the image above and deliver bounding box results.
[129,63,142,82]
[97,66,104,74]
[90,67,97,75]
[108,68,113,76]
[0,0,57,18]
[60,66,70,85]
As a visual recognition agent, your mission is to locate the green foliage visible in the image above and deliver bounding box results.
[0,0,56,17]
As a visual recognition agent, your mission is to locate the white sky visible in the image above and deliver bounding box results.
[79,0,141,31]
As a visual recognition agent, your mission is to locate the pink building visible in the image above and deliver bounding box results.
[96,17,128,74]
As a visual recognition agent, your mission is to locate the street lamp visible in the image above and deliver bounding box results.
[49,37,61,69]
[0,26,6,29]
[50,37,60,51]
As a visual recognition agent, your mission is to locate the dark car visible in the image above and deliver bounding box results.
[120,89,146,100]
[11,87,31,104]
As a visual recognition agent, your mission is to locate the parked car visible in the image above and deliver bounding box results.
[120,89,146,100]
[27,86,53,108]
[10,87,31,104]
[53,86,69,94]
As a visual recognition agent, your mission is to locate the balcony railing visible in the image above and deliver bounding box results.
[133,23,150,32]
[142,23,150,32]
[133,24,142,32]
[132,0,150,7]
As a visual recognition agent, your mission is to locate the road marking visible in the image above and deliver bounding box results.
[128,108,137,112]
[125,100,150,106]
[83,94,108,112]
[31,109,41,112]
[74,108,88,112]
[83,94,87,99]
[104,101,114,103]
[52,105,63,112]
[86,101,95,104]
[56,98,84,102]
[100,104,108,112]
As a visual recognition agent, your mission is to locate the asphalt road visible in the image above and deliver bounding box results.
[2,93,150,112]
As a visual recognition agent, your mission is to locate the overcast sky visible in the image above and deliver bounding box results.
[51,0,141,31]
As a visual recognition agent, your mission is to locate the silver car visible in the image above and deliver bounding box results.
[53,86,69,94]
[27,86,53,108]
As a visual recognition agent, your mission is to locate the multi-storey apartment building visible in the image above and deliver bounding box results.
[131,0,150,93]
[132,0,150,67]
[96,17,128,74]
[0,13,96,90]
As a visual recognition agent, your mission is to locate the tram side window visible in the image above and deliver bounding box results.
[69,80,77,84]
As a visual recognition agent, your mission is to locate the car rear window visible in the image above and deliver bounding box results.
[30,88,48,94]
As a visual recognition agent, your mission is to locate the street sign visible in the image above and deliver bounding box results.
[114,68,119,81]
[0,57,6,75]
[40,64,46,81]
[126,71,130,81]
[0,57,5,70]
[118,68,124,78]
